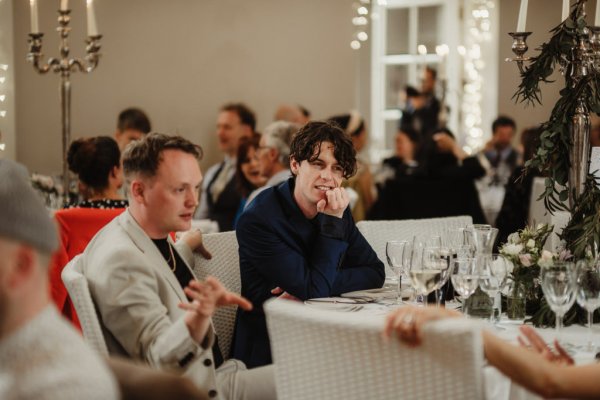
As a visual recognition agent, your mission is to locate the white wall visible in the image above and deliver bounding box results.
[13,0,360,174]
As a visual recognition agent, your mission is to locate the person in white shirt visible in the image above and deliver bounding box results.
[0,159,119,400]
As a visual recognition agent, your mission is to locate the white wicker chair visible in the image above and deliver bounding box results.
[192,230,241,359]
[357,216,473,277]
[265,299,484,400]
[61,254,109,357]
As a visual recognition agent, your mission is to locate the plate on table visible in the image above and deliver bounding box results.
[341,288,397,302]
[304,298,363,312]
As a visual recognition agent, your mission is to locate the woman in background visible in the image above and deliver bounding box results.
[233,134,266,228]
[66,136,127,209]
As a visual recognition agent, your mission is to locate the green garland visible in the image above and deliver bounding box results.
[515,0,598,255]
[512,0,600,326]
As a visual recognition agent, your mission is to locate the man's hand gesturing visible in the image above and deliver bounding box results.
[316,187,349,218]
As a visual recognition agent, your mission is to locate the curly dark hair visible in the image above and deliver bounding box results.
[289,121,357,179]
[122,133,203,181]
[67,136,120,191]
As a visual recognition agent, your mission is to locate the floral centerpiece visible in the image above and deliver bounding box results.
[499,223,555,321]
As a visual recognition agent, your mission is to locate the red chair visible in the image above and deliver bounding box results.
[50,207,125,330]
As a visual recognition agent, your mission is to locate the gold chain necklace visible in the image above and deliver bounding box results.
[166,241,177,273]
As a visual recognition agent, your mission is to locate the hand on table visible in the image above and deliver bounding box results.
[383,306,461,346]
[517,325,574,366]
[271,287,300,302]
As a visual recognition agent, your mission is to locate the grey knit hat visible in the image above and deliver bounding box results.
[0,159,58,253]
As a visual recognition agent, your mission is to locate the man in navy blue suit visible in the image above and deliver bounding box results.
[233,121,385,368]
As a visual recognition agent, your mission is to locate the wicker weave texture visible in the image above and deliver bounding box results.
[192,231,241,359]
[357,216,473,277]
[61,255,109,357]
[265,299,483,400]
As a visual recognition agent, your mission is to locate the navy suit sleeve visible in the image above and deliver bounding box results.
[237,209,385,301]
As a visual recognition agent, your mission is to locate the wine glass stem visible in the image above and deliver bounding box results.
[435,289,440,307]
[588,310,594,351]
[423,293,429,307]
[397,275,402,304]
[556,314,562,337]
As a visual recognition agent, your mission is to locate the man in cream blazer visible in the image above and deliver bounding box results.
[82,133,275,400]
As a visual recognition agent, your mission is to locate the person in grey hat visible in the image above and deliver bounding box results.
[0,159,120,400]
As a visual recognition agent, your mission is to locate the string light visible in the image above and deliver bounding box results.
[351,1,371,50]
[461,0,494,153]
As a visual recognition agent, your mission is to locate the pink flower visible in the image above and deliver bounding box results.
[519,253,533,267]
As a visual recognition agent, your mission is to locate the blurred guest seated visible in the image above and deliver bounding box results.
[66,136,128,209]
[196,103,255,232]
[113,107,152,152]
[82,133,275,400]
[50,136,127,328]
[328,111,376,221]
[384,306,600,399]
[379,127,421,182]
[234,121,385,368]
[495,126,542,247]
[233,134,266,228]
[370,128,487,223]
[0,159,119,400]
[245,121,297,208]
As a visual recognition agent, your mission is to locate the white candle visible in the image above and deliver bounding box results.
[562,0,570,21]
[595,0,600,26]
[516,0,528,32]
[29,0,39,33]
[86,0,98,36]
[60,0,69,11]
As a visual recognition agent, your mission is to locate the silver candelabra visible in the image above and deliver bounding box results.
[506,1,597,209]
[27,8,101,205]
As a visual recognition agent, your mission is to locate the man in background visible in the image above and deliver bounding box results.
[195,103,255,231]
[245,120,298,206]
[113,107,152,151]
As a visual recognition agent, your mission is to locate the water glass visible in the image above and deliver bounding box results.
[479,254,509,322]
[386,240,409,304]
[409,245,444,306]
[450,257,479,314]
[576,260,600,351]
[541,262,577,335]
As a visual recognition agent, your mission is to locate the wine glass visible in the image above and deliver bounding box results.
[408,246,444,306]
[450,257,479,315]
[386,240,409,304]
[576,260,600,351]
[479,254,509,323]
[541,262,577,337]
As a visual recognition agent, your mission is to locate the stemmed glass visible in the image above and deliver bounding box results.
[576,260,600,351]
[479,254,509,323]
[450,257,479,315]
[386,240,409,304]
[408,245,444,306]
[541,262,577,336]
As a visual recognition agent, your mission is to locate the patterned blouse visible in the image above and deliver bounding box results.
[66,199,128,210]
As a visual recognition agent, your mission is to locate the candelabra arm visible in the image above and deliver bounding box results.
[506,32,532,74]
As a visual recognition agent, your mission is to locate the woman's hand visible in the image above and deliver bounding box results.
[383,306,461,346]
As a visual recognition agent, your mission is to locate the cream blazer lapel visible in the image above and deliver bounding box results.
[120,210,188,303]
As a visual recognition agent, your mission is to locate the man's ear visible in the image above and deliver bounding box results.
[6,245,36,292]
[130,179,146,204]
[290,157,299,175]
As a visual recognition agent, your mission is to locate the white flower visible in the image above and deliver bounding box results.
[519,253,533,267]
[538,250,554,268]
[537,223,545,230]
[502,243,523,256]
[526,239,535,249]
[508,232,520,244]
